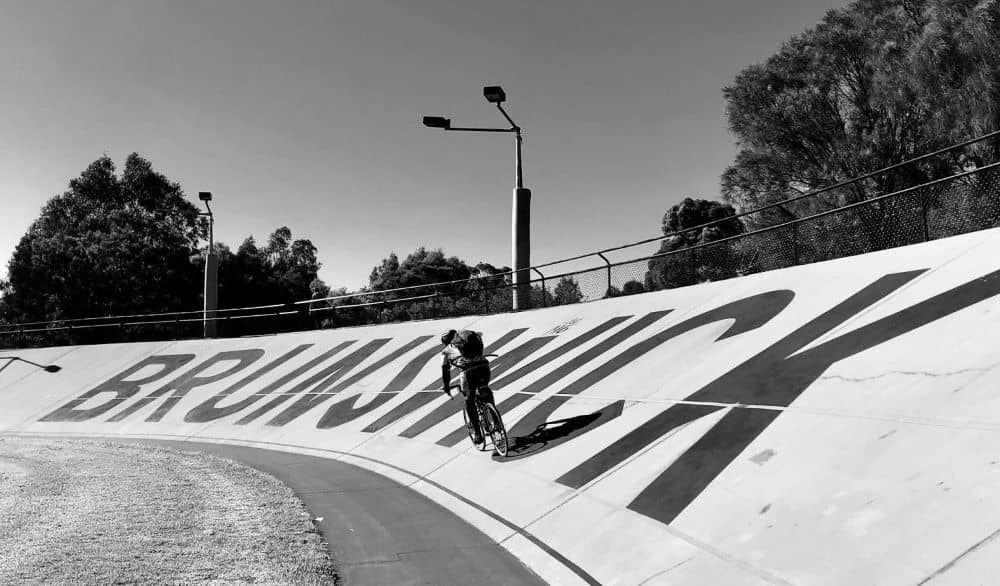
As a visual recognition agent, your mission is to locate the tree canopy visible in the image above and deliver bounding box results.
[213,228,323,308]
[362,247,520,320]
[368,247,476,293]
[645,198,745,290]
[552,277,584,305]
[722,0,1000,222]
[1,155,327,339]
[3,154,204,322]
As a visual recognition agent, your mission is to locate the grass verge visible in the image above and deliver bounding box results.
[0,436,339,585]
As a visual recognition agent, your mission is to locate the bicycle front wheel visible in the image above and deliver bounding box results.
[460,405,479,449]
[462,402,489,451]
[483,403,509,457]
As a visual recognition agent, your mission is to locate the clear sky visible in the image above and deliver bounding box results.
[0,0,847,291]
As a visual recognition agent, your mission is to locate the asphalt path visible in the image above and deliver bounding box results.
[136,440,547,586]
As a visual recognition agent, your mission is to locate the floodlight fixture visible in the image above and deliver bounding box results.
[422,116,452,129]
[483,85,506,104]
[199,191,213,202]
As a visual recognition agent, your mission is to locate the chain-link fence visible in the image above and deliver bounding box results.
[535,162,1000,304]
[4,162,1000,349]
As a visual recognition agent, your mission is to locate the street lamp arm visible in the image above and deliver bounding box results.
[494,103,519,130]
[445,126,518,133]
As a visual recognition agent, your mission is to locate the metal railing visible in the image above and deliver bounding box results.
[467,129,1000,282]
[3,137,1000,348]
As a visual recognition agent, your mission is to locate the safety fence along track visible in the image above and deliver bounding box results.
[3,136,1000,348]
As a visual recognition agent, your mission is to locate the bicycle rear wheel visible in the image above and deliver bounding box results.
[483,403,508,457]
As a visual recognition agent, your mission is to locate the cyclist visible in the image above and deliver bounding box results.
[440,329,495,445]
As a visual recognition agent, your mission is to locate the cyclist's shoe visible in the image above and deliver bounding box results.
[472,431,485,445]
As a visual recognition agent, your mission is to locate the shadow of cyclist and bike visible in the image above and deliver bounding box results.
[494,400,625,462]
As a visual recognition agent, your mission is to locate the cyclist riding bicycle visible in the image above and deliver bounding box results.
[440,329,495,445]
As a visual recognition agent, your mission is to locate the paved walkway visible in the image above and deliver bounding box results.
[138,440,547,586]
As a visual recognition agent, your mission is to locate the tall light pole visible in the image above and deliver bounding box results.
[198,191,218,338]
[422,85,532,311]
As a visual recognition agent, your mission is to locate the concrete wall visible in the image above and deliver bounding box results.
[5,227,1000,585]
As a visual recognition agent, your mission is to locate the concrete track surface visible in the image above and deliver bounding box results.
[6,228,1000,584]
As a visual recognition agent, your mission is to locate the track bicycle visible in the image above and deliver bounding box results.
[448,356,509,457]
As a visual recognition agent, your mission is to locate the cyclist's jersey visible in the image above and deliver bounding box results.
[442,330,484,368]
[443,339,490,392]
[453,329,484,358]
[442,332,487,373]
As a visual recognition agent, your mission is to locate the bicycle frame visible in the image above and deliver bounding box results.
[457,384,509,457]
[447,353,508,457]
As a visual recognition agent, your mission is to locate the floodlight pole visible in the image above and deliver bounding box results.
[198,193,218,338]
[494,102,524,189]
[422,87,532,311]
[498,105,531,312]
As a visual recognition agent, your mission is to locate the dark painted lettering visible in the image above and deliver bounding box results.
[184,344,319,423]
[622,268,1000,525]
[438,309,673,447]
[236,339,387,425]
[39,354,195,422]
[397,334,557,438]
[491,318,634,392]
[553,270,999,525]
[437,312,670,447]
[500,291,794,458]
[267,337,431,426]
[108,349,265,422]
[361,328,529,434]
[316,342,443,429]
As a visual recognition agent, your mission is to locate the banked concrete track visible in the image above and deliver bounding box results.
[5,228,1000,585]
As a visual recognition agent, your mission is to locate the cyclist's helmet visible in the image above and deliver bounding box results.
[440,329,457,345]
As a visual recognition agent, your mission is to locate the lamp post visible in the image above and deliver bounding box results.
[422,85,532,311]
[198,191,218,338]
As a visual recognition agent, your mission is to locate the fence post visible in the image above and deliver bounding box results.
[432,287,439,318]
[689,248,697,284]
[482,282,490,315]
[792,222,799,266]
[921,196,930,242]
[597,252,612,297]
[532,268,547,307]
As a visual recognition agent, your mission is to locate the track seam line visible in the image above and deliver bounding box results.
[917,526,1000,585]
